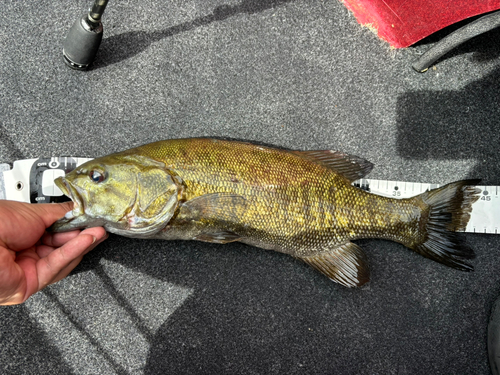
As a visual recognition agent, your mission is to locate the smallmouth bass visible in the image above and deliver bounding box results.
[51,138,480,287]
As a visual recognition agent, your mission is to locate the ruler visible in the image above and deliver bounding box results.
[0,157,93,203]
[0,158,497,234]
[353,179,499,234]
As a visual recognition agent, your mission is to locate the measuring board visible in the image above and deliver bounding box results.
[353,179,498,234]
[0,157,93,203]
[0,158,497,234]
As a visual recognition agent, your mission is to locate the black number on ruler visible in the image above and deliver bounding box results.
[481,190,491,201]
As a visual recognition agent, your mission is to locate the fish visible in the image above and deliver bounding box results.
[51,138,481,287]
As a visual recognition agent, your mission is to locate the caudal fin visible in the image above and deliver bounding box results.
[411,179,481,271]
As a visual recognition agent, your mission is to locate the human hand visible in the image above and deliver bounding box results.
[0,200,108,305]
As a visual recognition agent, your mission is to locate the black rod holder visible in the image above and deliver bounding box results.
[63,0,110,70]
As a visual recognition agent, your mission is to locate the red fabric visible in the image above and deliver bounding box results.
[342,0,500,48]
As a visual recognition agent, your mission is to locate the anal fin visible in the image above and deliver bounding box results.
[298,242,370,287]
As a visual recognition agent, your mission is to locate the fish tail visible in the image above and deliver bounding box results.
[409,179,481,271]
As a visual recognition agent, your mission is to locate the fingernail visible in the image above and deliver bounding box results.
[92,236,97,244]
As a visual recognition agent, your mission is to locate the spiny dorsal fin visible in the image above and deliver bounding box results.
[292,150,374,182]
[298,242,370,287]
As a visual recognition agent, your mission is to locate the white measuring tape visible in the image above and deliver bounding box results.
[353,179,498,234]
[0,158,496,234]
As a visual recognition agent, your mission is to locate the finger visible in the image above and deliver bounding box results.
[35,227,107,290]
[6,247,39,305]
[50,231,108,284]
[36,245,55,259]
[0,248,26,305]
[50,233,108,284]
[15,228,108,301]
[35,234,94,290]
[80,227,108,243]
[48,255,85,285]
[83,232,108,254]
[42,230,81,247]
[29,202,74,228]
[43,233,108,287]
[0,201,76,251]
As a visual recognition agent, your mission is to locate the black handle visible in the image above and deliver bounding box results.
[62,0,109,70]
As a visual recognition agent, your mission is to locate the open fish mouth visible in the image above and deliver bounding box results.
[54,177,85,219]
[50,177,95,232]
[51,177,107,233]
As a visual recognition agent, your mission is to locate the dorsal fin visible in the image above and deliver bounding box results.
[292,150,374,182]
[297,242,370,287]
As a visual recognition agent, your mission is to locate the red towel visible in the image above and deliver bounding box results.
[342,0,500,47]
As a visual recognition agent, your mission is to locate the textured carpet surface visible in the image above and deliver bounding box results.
[1,1,500,374]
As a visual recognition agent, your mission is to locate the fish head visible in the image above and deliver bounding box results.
[51,154,183,237]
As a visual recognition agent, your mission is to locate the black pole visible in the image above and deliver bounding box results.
[412,10,500,73]
[63,0,109,70]
[89,0,109,22]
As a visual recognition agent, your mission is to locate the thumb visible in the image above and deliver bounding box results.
[30,202,74,227]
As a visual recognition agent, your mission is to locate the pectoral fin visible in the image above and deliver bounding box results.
[178,193,247,223]
[194,231,241,244]
[175,193,247,244]
[298,242,370,287]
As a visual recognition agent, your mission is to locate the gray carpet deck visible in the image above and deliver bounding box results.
[1,1,499,374]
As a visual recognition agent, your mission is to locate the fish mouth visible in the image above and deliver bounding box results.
[51,177,107,233]
[54,177,85,219]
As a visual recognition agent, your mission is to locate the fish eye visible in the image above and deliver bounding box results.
[90,170,106,183]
